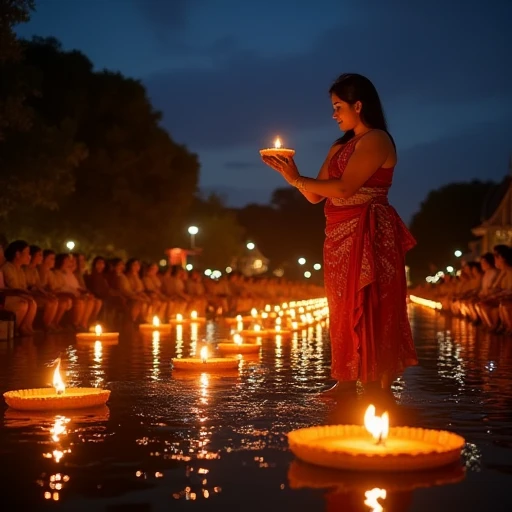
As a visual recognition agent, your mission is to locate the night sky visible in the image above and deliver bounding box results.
[16,0,512,223]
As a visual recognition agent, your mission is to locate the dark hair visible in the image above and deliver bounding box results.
[4,240,29,262]
[92,256,106,272]
[29,245,42,258]
[43,249,55,260]
[54,253,70,270]
[329,73,394,148]
[480,252,495,268]
[125,258,139,274]
[466,261,482,274]
[494,245,512,267]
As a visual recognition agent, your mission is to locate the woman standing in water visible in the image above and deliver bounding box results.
[261,73,418,394]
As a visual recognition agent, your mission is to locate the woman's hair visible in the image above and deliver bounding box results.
[480,252,495,268]
[494,244,512,266]
[54,253,70,270]
[29,245,42,258]
[329,73,394,148]
[4,240,29,262]
[42,249,55,260]
[125,258,139,274]
[92,256,105,272]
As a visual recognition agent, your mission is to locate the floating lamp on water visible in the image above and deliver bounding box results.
[140,315,171,333]
[3,358,110,411]
[171,345,240,371]
[217,333,261,355]
[288,404,465,471]
[240,324,266,337]
[190,310,206,323]
[76,324,119,343]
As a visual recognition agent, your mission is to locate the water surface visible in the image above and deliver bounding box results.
[0,305,511,511]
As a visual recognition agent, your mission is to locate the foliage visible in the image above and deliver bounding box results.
[3,37,201,260]
[407,180,496,282]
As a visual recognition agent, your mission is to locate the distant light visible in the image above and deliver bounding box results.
[188,226,199,235]
[253,259,262,269]
[454,250,462,257]
[66,241,75,251]
[446,265,454,273]
[313,263,321,270]
[304,271,311,278]
[246,242,255,250]
[211,270,222,279]
[298,257,306,265]
[186,263,193,271]
[159,259,167,266]
[273,268,284,277]
[226,266,232,273]
[204,269,212,276]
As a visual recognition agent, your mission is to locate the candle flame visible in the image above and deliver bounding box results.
[236,314,242,321]
[251,308,258,317]
[200,346,208,362]
[153,316,160,327]
[364,405,389,443]
[364,488,387,512]
[191,310,198,319]
[254,324,261,332]
[274,137,282,149]
[95,324,102,336]
[176,313,183,322]
[233,333,243,345]
[53,359,65,395]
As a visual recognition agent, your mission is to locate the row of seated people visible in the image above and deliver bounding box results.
[1,238,324,337]
[411,244,512,333]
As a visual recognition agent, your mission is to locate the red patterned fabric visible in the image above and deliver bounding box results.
[323,137,418,382]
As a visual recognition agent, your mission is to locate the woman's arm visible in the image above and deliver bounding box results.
[297,144,342,204]
[264,131,393,200]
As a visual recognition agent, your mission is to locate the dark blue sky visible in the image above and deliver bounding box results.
[16,0,512,222]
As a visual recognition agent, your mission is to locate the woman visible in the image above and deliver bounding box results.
[261,73,418,393]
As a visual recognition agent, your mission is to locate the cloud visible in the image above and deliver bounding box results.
[144,2,512,150]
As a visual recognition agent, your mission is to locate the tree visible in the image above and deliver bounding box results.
[185,193,246,270]
[0,0,35,138]
[5,37,200,260]
[236,187,325,276]
[407,180,496,282]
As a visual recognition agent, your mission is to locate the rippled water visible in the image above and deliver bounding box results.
[0,304,511,511]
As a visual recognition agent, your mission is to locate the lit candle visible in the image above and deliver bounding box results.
[53,359,65,395]
[200,346,208,363]
[95,324,102,337]
[233,333,243,345]
[251,308,258,318]
[364,405,389,445]
[152,316,160,327]
[191,310,198,320]
[259,137,296,157]
[176,313,183,322]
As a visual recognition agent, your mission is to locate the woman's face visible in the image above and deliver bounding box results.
[331,93,361,132]
[32,251,43,266]
[43,254,55,269]
[95,259,106,273]
[148,264,158,276]
[131,260,140,273]
[480,258,490,271]
[115,261,125,273]
[495,253,504,270]
[68,255,77,272]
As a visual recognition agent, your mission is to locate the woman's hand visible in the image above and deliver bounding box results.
[261,155,300,184]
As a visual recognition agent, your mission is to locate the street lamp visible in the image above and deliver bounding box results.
[454,250,462,258]
[298,257,306,265]
[188,226,199,249]
[246,242,255,250]
[66,240,75,251]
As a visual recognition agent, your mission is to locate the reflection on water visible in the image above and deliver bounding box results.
[0,305,512,510]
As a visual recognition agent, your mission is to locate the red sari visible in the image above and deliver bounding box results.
[324,137,418,383]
